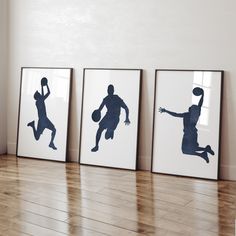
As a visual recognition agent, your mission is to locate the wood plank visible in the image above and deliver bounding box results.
[0,155,235,236]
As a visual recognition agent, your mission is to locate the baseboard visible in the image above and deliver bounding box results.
[0,147,7,155]
[68,148,79,162]
[7,142,16,155]
[137,155,151,170]
[220,165,236,181]
[0,138,7,154]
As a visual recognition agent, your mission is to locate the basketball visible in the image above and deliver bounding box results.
[193,87,203,96]
[92,109,101,122]
[41,77,48,86]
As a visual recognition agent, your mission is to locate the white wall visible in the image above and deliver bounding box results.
[0,0,7,154]
[7,0,236,180]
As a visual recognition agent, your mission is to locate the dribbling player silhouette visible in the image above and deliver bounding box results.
[27,77,57,150]
[91,84,130,152]
[159,87,214,163]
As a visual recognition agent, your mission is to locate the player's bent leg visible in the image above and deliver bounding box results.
[91,126,104,152]
[105,118,118,140]
[182,147,209,163]
[105,129,114,140]
[45,119,57,150]
[29,120,42,141]
[35,133,41,141]
[199,151,209,163]
[49,128,57,150]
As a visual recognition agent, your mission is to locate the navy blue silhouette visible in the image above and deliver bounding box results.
[159,87,214,163]
[27,77,57,150]
[91,84,130,152]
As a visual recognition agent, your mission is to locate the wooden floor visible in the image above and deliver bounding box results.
[0,155,235,236]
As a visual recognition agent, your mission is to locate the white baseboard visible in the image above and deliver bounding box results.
[220,165,236,181]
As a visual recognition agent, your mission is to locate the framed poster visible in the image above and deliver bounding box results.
[17,67,72,162]
[152,70,223,180]
[79,68,142,170]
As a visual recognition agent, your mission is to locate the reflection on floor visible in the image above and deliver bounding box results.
[0,155,235,236]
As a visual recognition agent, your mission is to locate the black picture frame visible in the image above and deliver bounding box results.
[16,67,73,162]
[151,69,223,180]
[79,68,142,170]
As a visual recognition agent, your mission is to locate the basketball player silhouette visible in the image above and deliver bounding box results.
[91,84,130,152]
[27,77,57,150]
[159,87,214,163]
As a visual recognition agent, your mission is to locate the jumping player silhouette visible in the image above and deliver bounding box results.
[159,87,214,163]
[27,77,57,150]
[91,84,130,152]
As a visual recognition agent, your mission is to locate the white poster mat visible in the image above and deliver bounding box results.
[152,70,222,179]
[17,68,71,161]
[80,69,141,170]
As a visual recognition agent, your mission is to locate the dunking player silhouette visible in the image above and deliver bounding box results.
[91,84,130,152]
[159,87,214,163]
[27,77,57,150]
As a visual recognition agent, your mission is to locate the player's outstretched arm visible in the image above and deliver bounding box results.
[159,107,184,118]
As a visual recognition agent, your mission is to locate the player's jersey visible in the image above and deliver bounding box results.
[103,95,124,118]
[36,98,47,119]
